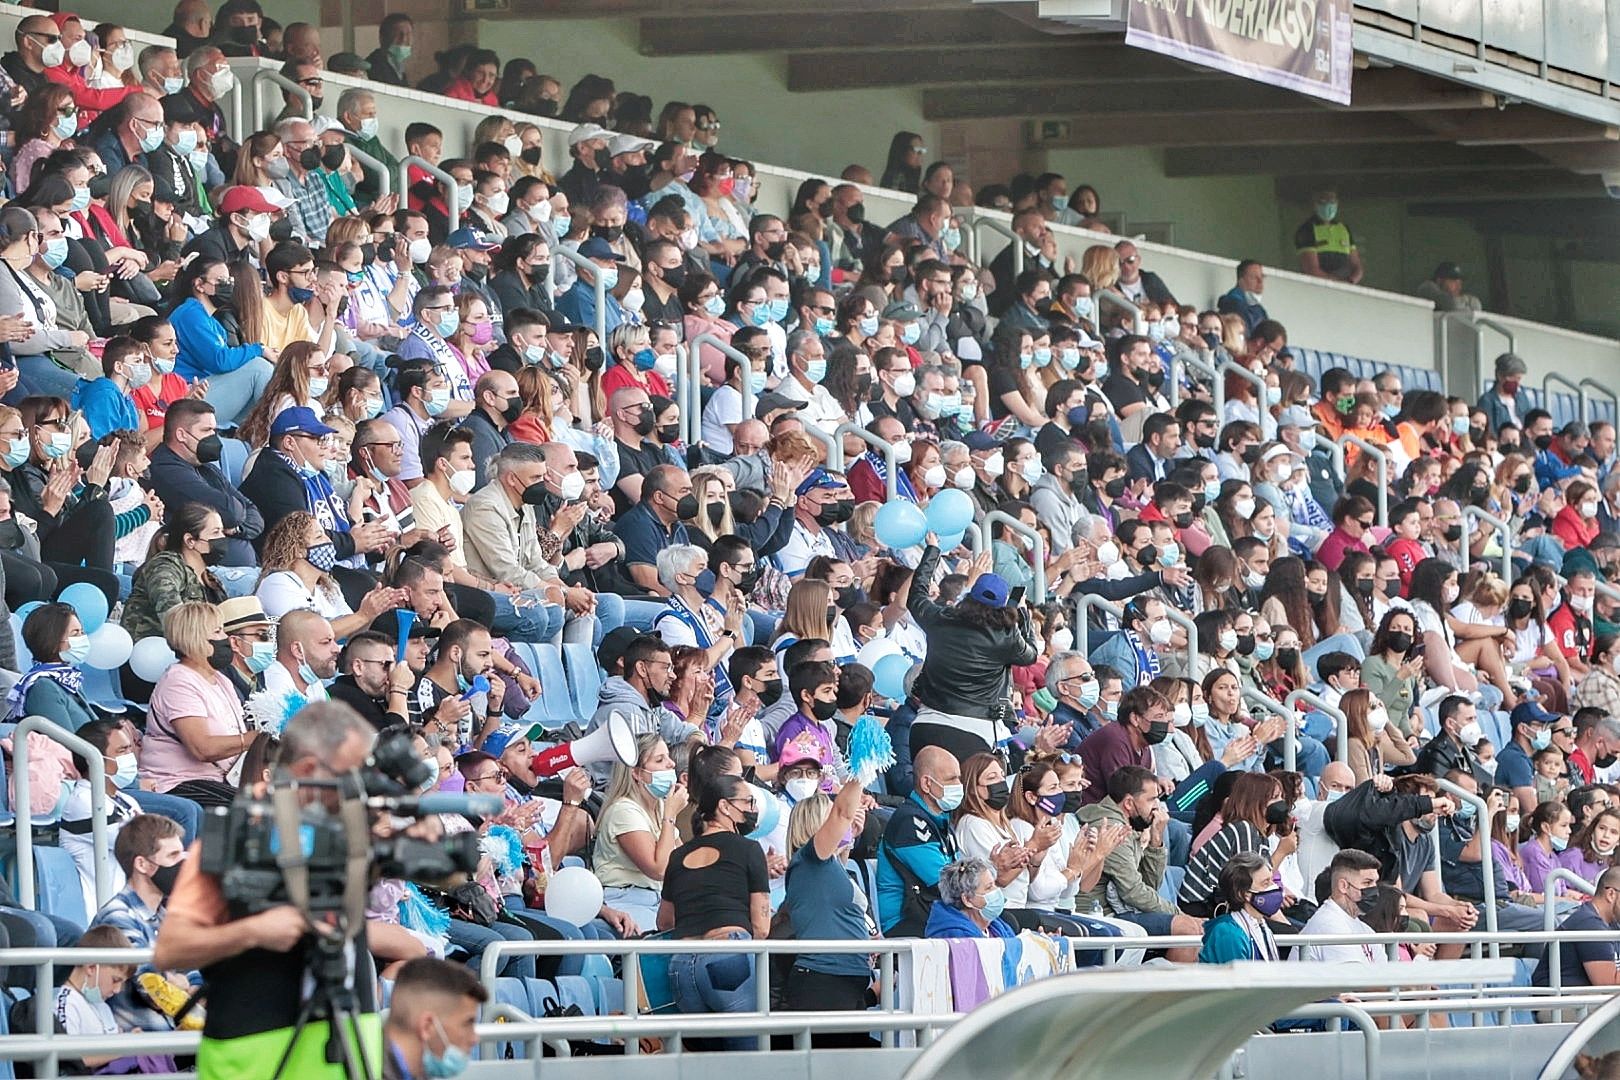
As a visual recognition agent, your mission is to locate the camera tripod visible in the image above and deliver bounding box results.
[269,928,378,1080]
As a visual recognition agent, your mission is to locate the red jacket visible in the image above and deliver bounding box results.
[1552,504,1599,551]
[445,80,497,107]
[42,65,137,126]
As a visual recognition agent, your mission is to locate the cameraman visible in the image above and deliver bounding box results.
[155,702,384,1079]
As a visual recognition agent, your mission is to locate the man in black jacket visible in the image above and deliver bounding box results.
[148,399,262,565]
[327,630,413,730]
[240,406,391,565]
[461,369,520,491]
[1412,694,1492,789]
[1324,771,1445,884]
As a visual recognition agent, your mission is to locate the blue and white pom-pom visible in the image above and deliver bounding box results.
[480,825,525,876]
[847,715,895,786]
[398,882,451,938]
[243,687,308,736]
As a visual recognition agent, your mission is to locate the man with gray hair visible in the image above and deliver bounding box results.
[773,327,842,430]
[1046,651,1104,744]
[337,86,398,203]
[462,443,595,644]
[139,44,184,97]
[168,45,236,171]
[272,116,334,244]
[1479,351,1532,434]
[927,857,1012,938]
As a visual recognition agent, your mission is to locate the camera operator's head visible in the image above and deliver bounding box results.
[277,608,340,684]
[115,813,185,905]
[383,957,488,1078]
[340,630,397,699]
[277,701,378,791]
[431,618,494,690]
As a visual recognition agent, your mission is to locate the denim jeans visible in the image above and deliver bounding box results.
[616,597,668,633]
[668,930,757,1051]
[489,591,554,643]
[446,917,536,980]
[129,790,203,846]
[14,354,80,399]
[1165,817,1191,868]
[202,357,276,427]
[600,885,660,935]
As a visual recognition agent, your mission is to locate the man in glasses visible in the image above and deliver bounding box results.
[327,630,414,730]
[1112,239,1177,308]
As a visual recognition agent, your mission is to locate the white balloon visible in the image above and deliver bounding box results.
[543,865,604,927]
[856,636,902,672]
[129,636,178,683]
[85,623,133,670]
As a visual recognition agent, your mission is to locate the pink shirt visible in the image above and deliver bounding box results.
[142,664,247,791]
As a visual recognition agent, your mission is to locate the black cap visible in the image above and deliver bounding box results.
[754,391,805,421]
[368,611,443,643]
[598,627,644,674]
[1433,261,1463,281]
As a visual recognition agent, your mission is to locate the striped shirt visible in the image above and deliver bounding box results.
[1179,820,1268,907]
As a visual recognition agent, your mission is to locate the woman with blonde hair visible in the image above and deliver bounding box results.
[1220,314,1248,358]
[770,578,836,675]
[1079,245,1119,293]
[237,341,330,448]
[601,321,666,400]
[686,465,736,547]
[594,732,688,931]
[142,600,250,808]
[253,511,393,637]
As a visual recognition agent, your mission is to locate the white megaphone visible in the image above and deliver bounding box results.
[530,711,638,777]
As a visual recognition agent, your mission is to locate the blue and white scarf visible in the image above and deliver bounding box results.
[1124,629,1162,687]
[863,450,918,503]
[658,596,734,705]
[275,451,349,535]
[7,663,85,720]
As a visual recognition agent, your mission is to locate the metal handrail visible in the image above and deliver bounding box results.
[1544,868,1599,997]
[1540,988,1620,1080]
[688,333,755,444]
[1283,688,1348,765]
[1071,593,1196,675]
[836,422,902,500]
[251,68,310,125]
[1580,377,1618,427]
[398,154,458,232]
[552,246,607,352]
[961,210,1019,275]
[342,143,392,199]
[12,716,110,911]
[1436,311,1516,396]
[1212,358,1266,431]
[1435,777,1499,956]
[1288,1002,1381,1079]
[1338,433,1390,525]
[1460,505,1514,582]
[1171,353,1217,409]
[1241,687,1299,773]
[800,422,843,471]
[1545,371,1589,428]
[982,510,1046,603]
[1097,291,1143,337]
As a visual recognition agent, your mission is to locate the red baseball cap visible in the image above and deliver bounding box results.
[217,186,280,216]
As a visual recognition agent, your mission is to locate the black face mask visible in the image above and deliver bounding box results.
[984,779,1011,811]
[846,202,866,224]
[194,432,223,463]
[756,677,784,707]
[207,637,234,671]
[1354,577,1375,597]
[1386,630,1413,654]
[1264,799,1290,826]
[1061,790,1084,815]
[150,861,181,896]
[1507,597,1534,622]
[631,406,655,437]
[856,373,874,399]
[591,223,624,243]
[1136,545,1158,568]
[1534,433,1554,451]
[838,585,866,609]
[377,236,397,263]
[1270,648,1300,674]
[500,396,524,425]
[810,697,839,722]
[736,565,762,594]
[674,493,700,520]
[825,605,840,628]
[1307,589,1328,607]
[521,482,551,506]
[1142,721,1170,746]
[1443,523,1464,543]
[299,146,323,171]
[229,23,259,44]
[1145,368,1165,390]
[1173,510,1194,528]
[657,423,681,445]
[1104,477,1127,499]
[659,263,688,290]
[1194,432,1216,450]
[1127,810,1154,832]
[359,243,377,265]
[211,280,235,306]
[321,144,347,171]
[268,217,295,243]
[583,346,605,371]
[1201,331,1221,348]
[706,502,725,527]
[1354,888,1379,917]
[1513,475,1533,494]
[198,538,228,566]
[1235,633,1255,656]
[521,145,543,166]
[88,174,112,200]
[816,500,855,526]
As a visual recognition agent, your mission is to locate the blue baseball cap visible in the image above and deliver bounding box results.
[482,723,529,759]
[1510,701,1558,729]
[447,227,499,251]
[968,572,1012,609]
[269,406,335,439]
[963,430,1001,452]
[795,468,845,497]
[576,236,628,262]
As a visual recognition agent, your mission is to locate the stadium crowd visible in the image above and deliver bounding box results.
[0,0,1614,1067]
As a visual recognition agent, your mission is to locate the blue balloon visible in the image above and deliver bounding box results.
[872,652,911,701]
[925,488,975,536]
[874,500,928,549]
[937,530,966,552]
[13,601,43,622]
[59,582,108,635]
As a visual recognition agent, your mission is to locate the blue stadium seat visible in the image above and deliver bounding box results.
[521,977,559,1016]
[637,934,678,1014]
[507,643,579,731]
[217,436,251,488]
[590,975,624,1017]
[553,974,597,1016]
[0,847,88,930]
[487,976,533,1060]
[1290,348,1442,394]
[561,643,603,719]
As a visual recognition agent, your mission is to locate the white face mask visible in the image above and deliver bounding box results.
[1444,582,1461,605]
[1096,540,1120,566]
[889,440,912,466]
[208,67,235,100]
[1173,702,1192,727]
[448,467,477,496]
[923,464,946,488]
[784,776,819,802]
[556,470,586,501]
[622,288,645,313]
[1148,619,1174,646]
[486,191,510,216]
[982,452,1005,478]
[1233,497,1257,520]
[1368,708,1389,732]
[952,466,975,490]
[1050,627,1073,651]
[892,372,916,398]
[1218,630,1238,652]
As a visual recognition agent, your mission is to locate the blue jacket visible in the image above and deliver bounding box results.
[72,377,141,440]
[554,280,625,337]
[1477,386,1534,435]
[1216,286,1267,333]
[23,678,98,733]
[1089,630,1147,688]
[170,297,263,380]
[877,791,957,936]
[924,900,1015,940]
[1198,913,1263,963]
